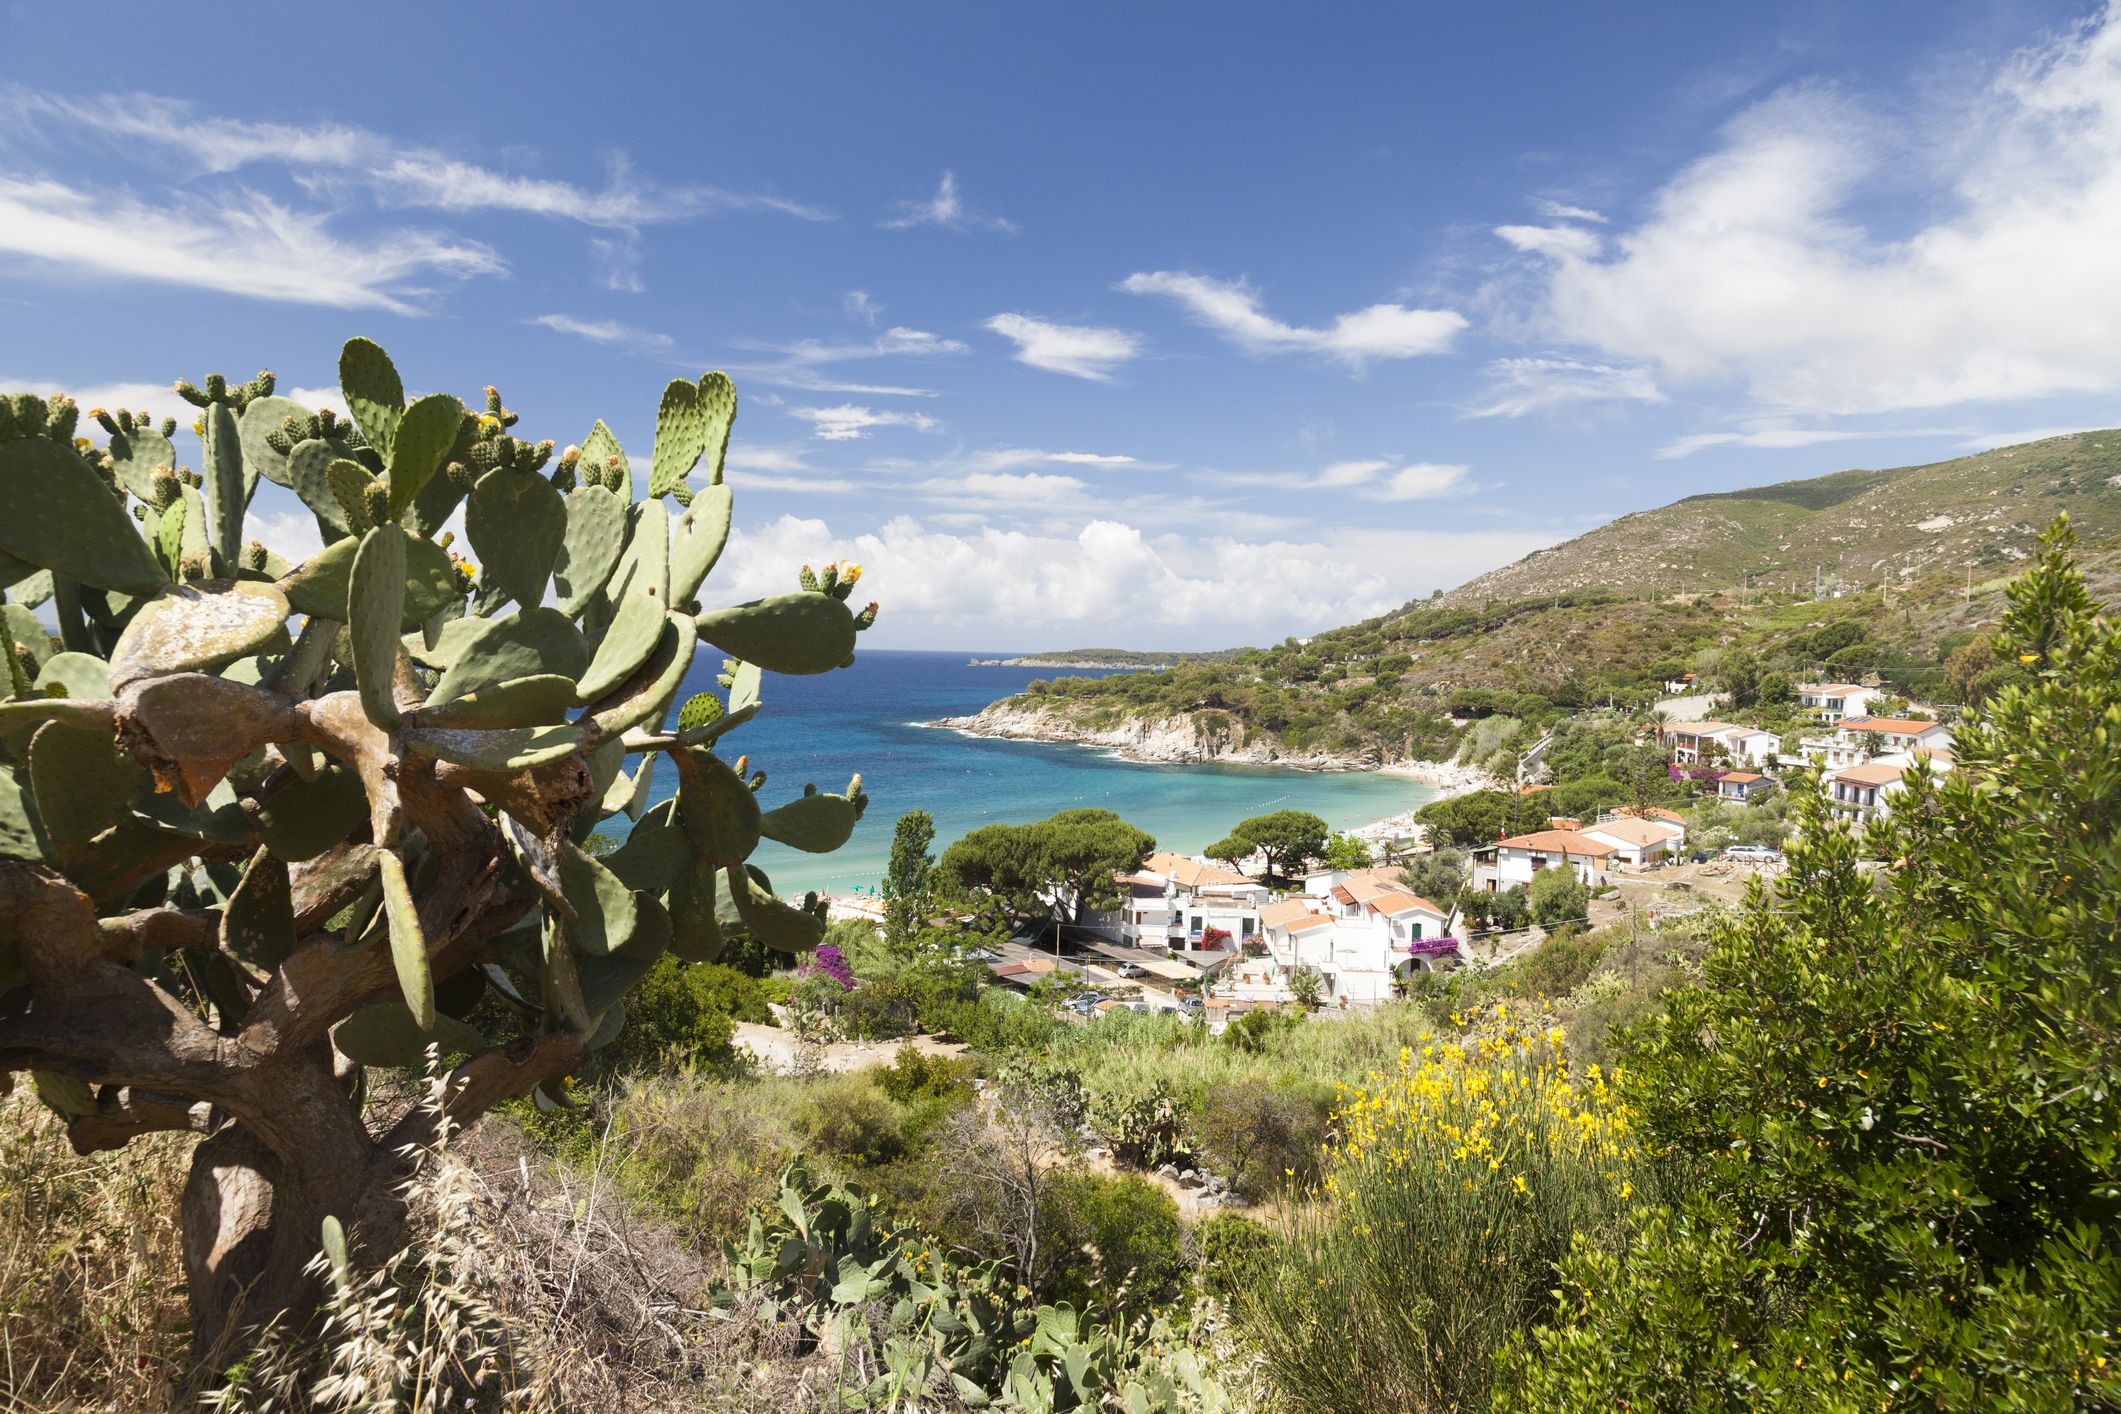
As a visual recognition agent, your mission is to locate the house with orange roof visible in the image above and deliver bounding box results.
[1581,814,1684,867]
[1094,850,1271,953]
[1492,829,1616,888]
[1715,770,1772,803]
[1257,872,1462,1006]
[1827,715,1953,768]
[1798,682,1879,724]
[1827,761,1910,824]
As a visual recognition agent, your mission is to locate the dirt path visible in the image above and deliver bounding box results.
[730,1022,968,1075]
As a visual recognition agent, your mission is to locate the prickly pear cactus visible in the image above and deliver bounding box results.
[0,342,882,1339]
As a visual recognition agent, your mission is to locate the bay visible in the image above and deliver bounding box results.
[639,649,1438,897]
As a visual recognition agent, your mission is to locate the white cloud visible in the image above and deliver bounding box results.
[1366,463,1473,500]
[881,171,1017,233]
[843,290,883,324]
[1495,224,1603,260]
[1503,10,2121,415]
[790,404,941,441]
[0,175,502,312]
[1655,426,1954,459]
[589,236,644,292]
[1316,459,1394,488]
[984,313,1144,380]
[1046,451,1137,466]
[919,471,1089,504]
[1534,199,1608,223]
[736,326,967,397]
[530,313,674,350]
[716,514,1559,647]
[1118,270,1465,366]
[5,87,832,230]
[1468,357,1663,418]
[1957,425,2107,450]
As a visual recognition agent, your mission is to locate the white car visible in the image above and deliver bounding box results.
[1724,844,1784,864]
[1114,962,1145,978]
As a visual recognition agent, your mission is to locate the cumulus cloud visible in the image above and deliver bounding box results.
[881,170,1017,233]
[1118,270,1465,366]
[984,313,1145,380]
[715,514,1559,647]
[1500,9,2121,415]
[1468,357,1664,418]
[0,176,501,312]
[789,404,942,441]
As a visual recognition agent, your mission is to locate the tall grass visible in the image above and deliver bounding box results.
[1241,1004,1646,1413]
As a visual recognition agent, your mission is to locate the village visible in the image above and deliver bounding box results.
[913,676,1961,1026]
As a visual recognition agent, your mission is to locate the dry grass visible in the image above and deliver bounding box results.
[0,1089,193,1411]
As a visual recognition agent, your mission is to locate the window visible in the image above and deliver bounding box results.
[1241,916,1256,936]
[1189,916,1203,937]
[1411,922,1423,940]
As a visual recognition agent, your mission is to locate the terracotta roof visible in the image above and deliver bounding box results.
[1260,899,1333,933]
[1497,829,1619,858]
[1839,716,1945,736]
[1330,884,1357,906]
[1142,851,1254,889]
[1664,720,1739,737]
[1583,817,1680,848]
[1618,806,1689,825]
[1800,682,1867,695]
[1371,891,1446,917]
[1719,771,1764,783]
[1518,782,1551,795]
[1835,762,1908,786]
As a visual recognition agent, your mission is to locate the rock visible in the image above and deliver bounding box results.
[1155,1163,1179,1179]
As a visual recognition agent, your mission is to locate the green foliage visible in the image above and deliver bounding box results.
[1190,1212,1276,1303]
[1416,789,1551,847]
[881,807,935,955]
[1395,847,1467,907]
[1219,1005,1304,1055]
[939,807,1154,926]
[1318,832,1373,870]
[1210,809,1329,880]
[1527,865,1590,929]
[792,1073,906,1167]
[1034,1169,1187,1320]
[1507,518,2121,1409]
[1189,1080,1333,1199]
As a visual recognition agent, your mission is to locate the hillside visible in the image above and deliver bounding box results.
[1442,431,2121,607]
[945,430,2121,768]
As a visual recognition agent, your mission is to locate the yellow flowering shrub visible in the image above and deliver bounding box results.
[1243,1001,1645,1414]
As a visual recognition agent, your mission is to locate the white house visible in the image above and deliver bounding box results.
[1826,716,1953,768]
[1581,815,1684,867]
[1096,851,1270,954]
[1492,830,1616,888]
[1660,721,1781,767]
[1715,770,1773,803]
[1826,761,1908,824]
[1798,682,1878,724]
[1257,873,1459,1007]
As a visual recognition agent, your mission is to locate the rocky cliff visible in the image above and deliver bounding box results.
[930,701,1378,771]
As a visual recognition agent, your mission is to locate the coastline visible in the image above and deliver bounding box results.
[922,701,1500,800]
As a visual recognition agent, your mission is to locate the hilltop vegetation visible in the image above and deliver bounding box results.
[981,432,2121,765]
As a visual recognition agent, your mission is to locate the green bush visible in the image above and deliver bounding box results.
[1220,1006,1305,1054]
[791,1073,905,1168]
[1528,866,1590,930]
[1191,1212,1277,1302]
[1189,1080,1334,1199]
[583,954,747,1079]
[874,1044,980,1104]
[1503,927,1610,999]
[1035,1169,1186,1319]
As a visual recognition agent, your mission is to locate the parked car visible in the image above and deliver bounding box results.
[1177,994,1204,1011]
[1691,850,1715,864]
[1724,844,1784,864]
[1114,962,1145,978]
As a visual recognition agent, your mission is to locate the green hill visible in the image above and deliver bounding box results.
[959,431,2121,766]
[1442,431,2121,607]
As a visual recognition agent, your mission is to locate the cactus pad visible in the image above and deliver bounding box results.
[465,468,566,607]
[558,843,639,958]
[28,718,143,857]
[386,393,464,522]
[237,394,310,489]
[600,798,689,896]
[279,530,460,627]
[255,765,368,862]
[759,784,868,854]
[668,483,733,606]
[33,651,110,701]
[583,611,694,739]
[695,592,859,676]
[0,437,168,596]
[339,337,405,462]
[579,420,630,501]
[200,401,248,560]
[575,588,667,702]
[106,423,177,501]
[335,998,485,1067]
[667,855,725,963]
[552,485,625,617]
[724,864,829,953]
[425,608,589,704]
[401,722,582,770]
[647,378,708,499]
[412,673,576,729]
[673,744,760,866]
[222,848,296,968]
[698,370,737,484]
[378,848,434,1028]
[285,438,358,541]
[608,500,670,606]
[108,580,291,690]
[348,526,407,730]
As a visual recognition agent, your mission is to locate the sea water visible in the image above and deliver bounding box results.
[638,650,1437,896]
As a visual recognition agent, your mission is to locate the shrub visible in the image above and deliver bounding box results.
[1528,866,1589,929]
[584,956,763,1079]
[1191,1212,1277,1302]
[1034,1170,1186,1319]
[1243,1014,1643,1413]
[875,1044,980,1105]
[791,1074,905,1168]
[1221,1006,1304,1054]
[1504,927,1610,999]
[1190,1080,1334,1199]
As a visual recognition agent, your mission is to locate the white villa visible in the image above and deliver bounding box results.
[1100,851,1270,954]
[1489,829,1616,888]
[1824,716,1954,769]
[1826,761,1909,824]
[1797,682,1879,724]
[1253,867,1459,1005]
[1660,721,1782,767]
[1581,814,1686,866]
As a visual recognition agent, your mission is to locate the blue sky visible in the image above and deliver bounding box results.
[5,1,2119,648]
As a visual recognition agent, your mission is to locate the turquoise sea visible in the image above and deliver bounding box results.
[639,649,1438,896]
